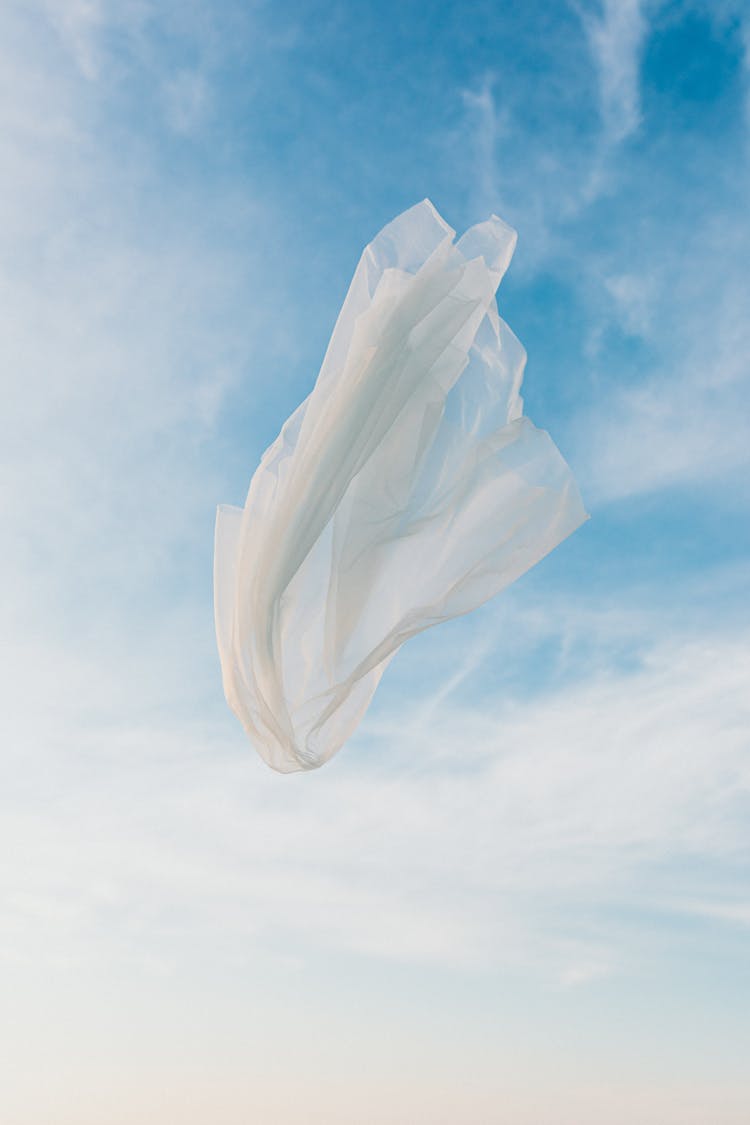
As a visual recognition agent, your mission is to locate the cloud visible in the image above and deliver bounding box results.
[456,3,649,268]
[577,206,750,502]
[460,75,510,220]
[581,371,750,502]
[2,0,747,987]
[578,0,648,144]
[38,0,154,81]
[3,585,749,985]
[42,0,108,80]
[603,271,657,337]
[0,4,748,1121]
[0,0,303,653]
[453,4,748,510]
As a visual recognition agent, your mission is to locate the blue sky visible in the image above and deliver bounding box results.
[2,1,750,1121]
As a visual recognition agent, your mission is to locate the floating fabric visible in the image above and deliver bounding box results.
[215,200,587,772]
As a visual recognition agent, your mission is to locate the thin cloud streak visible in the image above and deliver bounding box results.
[2,609,748,981]
[579,213,750,502]
[578,0,648,144]
[458,6,750,505]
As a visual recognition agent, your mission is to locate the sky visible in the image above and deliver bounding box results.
[2,0,750,1121]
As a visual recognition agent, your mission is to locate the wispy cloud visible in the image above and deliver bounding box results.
[578,204,750,502]
[456,5,750,505]
[0,1,298,648]
[3,1,747,983]
[3,596,748,984]
[578,0,648,144]
[460,75,510,220]
[457,2,648,260]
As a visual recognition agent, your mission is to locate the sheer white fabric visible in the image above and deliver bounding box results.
[215,200,587,772]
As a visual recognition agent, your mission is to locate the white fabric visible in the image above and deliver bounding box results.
[215,200,587,772]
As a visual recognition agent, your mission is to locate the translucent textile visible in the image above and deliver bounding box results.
[215,200,587,772]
